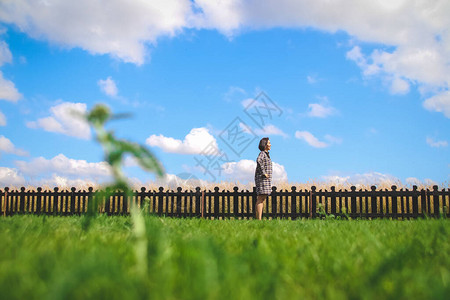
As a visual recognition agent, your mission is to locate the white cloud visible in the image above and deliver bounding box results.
[0,40,22,102]
[307,103,337,118]
[307,75,319,84]
[0,40,12,66]
[239,122,288,138]
[153,173,209,190]
[146,127,219,155]
[0,110,5,126]
[2,153,115,188]
[423,91,450,118]
[98,76,118,97]
[0,71,22,102]
[190,0,243,35]
[389,76,410,94]
[0,167,26,187]
[221,159,288,183]
[295,131,329,148]
[32,174,101,189]
[255,124,288,138]
[27,102,91,139]
[426,137,448,148]
[224,86,246,102]
[0,0,192,65]
[15,153,111,179]
[241,97,260,109]
[322,172,400,187]
[2,0,449,115]
[405,177,420,185]
[0,135,28,156]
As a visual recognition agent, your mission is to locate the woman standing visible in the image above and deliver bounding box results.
[254,137,272,220]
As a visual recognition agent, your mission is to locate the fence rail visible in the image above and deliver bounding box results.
[1,186,449,219]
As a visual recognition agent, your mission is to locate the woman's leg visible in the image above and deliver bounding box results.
[255,195,267,220]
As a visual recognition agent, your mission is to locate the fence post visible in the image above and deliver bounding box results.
[350,186,357,218]
[194,187,201,217]
[88,187,95,215]
[330,186,336,216]
[213,187,220,219]
[310,186,316,219]
[68,187,75,215]
[432,185,440,217]
[157,187,164,216]
[138,187,146,213]
[202,190,205,218]
[176,187,182,218]
[0,188,5,216]
[0,188,4,216]
[4,187,10,216]
[412,185,419,218]
[233,187,239,219]
[53,187,59,215]
[391,185,398,219]
[36,187,42,215]
[370,186,377,218]
[19,187,26,214]
[291,186,297,220]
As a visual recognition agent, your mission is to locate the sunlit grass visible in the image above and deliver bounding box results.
[0,216,449,299]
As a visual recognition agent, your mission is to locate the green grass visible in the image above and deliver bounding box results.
[0,216,449,300]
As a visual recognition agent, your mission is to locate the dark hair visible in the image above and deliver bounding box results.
[258,137,269,151]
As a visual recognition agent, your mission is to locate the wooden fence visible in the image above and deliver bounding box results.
[1,186,449,219]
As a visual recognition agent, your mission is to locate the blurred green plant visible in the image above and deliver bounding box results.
[81,104,165,275]
[85,104,164,191]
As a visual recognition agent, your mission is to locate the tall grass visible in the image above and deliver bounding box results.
[0,216,449,300]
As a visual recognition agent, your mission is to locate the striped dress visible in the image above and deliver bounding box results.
[254,151,273,195]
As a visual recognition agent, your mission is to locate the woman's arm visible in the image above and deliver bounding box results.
[257,153,270,178]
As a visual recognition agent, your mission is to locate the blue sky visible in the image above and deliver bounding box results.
[0,0,449,188]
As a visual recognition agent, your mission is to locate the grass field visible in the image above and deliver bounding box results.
[0,216,449,300]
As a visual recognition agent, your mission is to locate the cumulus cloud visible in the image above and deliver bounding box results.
[2,153,115,188]
[27,102,91,139]
[0,0,192,65]
[322,172,400,187]
[0,135,28,156]
[426,137,448,148]
[423,91,450,118]
[0,40,12,66]
[32,174,101,189]
[255,124,288,138]
[1,0,449,115]
[153,173,209,190]
[240,123,288,138]
[221,159,288,183]
[0,40,22,102]
[0,167,26,187]
[223,86,246,102]
[295,131,329,148]
[0,71,22,102]
[15,153,111,179]
[307,103,338,118]
[0,110,5,126]
[98,76,118,97]
[146,127,219,155]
